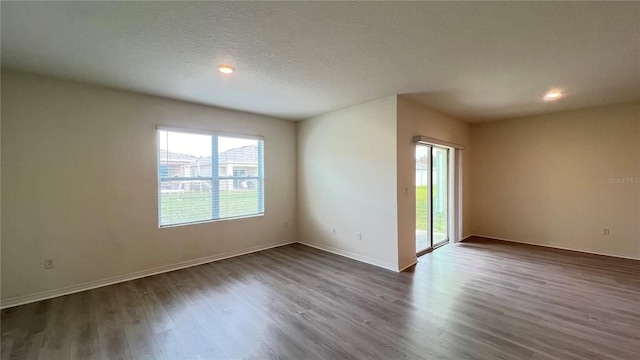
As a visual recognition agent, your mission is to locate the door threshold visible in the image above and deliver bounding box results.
[433,240,449,250]
[416,240,448,257]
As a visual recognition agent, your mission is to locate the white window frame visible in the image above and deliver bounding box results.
[157,125,265,227]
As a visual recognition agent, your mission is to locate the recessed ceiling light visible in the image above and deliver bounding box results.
[543,89,563,101]
[217,65,235,74]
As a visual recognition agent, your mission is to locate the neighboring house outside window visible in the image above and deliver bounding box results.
[157,127,264,227]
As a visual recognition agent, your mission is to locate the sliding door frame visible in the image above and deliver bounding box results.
[413,136,465,255]
[431,145,449,250]
[415,143,432,256]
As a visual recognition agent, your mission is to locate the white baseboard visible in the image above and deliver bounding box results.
[13,233,631,309]
[465,234,640,260]
[1,240,295,309]
[298,241,398,272]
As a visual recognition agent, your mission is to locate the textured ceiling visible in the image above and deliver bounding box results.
[1,2,638,122]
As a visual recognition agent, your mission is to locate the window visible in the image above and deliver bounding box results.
[157,127,264,227]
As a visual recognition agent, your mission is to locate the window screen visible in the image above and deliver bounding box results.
[158,128,264,227]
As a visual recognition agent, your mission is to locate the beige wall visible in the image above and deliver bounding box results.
[470,102,640,259]
[1,71,297,304]
[4,69,634,307]
[297,96,399,270]
[396,96,471,268]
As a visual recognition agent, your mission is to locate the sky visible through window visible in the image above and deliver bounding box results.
[159,130,257,156]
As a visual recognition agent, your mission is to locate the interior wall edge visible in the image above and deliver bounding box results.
[461,234,475,242]
[398,258,418,272]
[0,68,298,123]
[297,241,399,272]
[0,239,296,309]
[464,234,640,260]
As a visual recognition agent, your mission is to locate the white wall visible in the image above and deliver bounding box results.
[297,96,399,270]
[1,71,297,305]
[470,102,640,259]
[396,96,471,269]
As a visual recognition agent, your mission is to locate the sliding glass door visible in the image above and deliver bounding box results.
[416,145,431,254]
[416,144,449,255]
[432,147,448,248]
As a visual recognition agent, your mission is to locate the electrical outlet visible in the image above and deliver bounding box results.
[357,232,362,240]
[284,221,288,229]
[44,259,54,269]
[602,228,610,236]
[332,228,336,236]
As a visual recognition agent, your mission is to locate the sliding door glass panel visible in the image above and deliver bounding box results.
[416,144,431,254]
[432,147,448,247]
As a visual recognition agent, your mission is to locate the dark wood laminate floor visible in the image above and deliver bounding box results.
[2,237,639,360]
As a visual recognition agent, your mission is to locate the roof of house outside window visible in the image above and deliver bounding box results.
[160,145,258,165]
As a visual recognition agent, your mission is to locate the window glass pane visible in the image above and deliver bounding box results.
[158,130,211,179]
[217,136,261,218]
[219,179,260,218]
[433,147,448,241]
[159,180,213,226]
[158,129,264,227]
[218,137,259,178]
[161,130,212,158]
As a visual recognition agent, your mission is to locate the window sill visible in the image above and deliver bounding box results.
[158,213,264,229]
